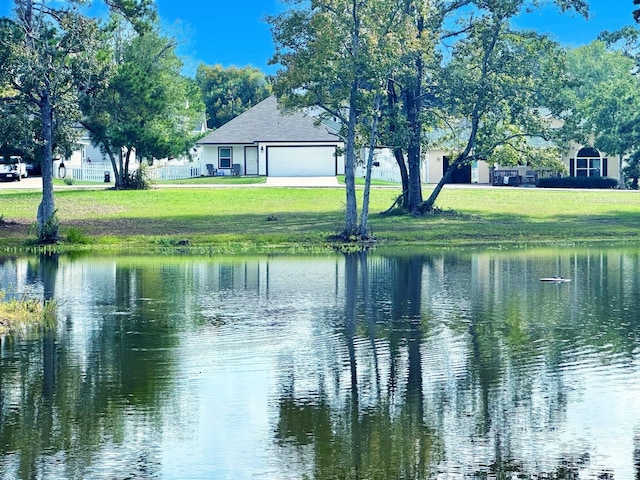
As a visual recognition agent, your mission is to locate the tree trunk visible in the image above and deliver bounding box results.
[386,80,409,209]
[105,146,121,189]
[118,148,125,187]
[343,97,359,237]
[406,13,427,213]
[418,155,462,213]
[359,93,381,239]
[394,148,409,208]
[342,0,361,238]
[37,92,58,242]
[405,88,423,213]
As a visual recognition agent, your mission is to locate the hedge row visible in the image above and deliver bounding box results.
[536,176,618,189]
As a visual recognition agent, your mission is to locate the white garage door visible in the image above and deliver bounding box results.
[267,146,336,177]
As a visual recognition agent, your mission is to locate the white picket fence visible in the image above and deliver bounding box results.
[67,164,201,182]
[355,165,402,183]
[67,163,398,183]
[68,164,113,182]
[147,165,201,181]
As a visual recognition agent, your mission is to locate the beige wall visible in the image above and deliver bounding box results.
[561,142,621,181]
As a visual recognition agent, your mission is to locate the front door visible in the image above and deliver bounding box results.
[245,146,258,175]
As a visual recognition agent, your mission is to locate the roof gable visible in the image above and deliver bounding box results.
[197,96,339,145]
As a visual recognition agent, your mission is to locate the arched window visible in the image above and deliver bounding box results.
[570,147,607,177]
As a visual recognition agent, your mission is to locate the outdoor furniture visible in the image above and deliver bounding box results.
[492,169,520,186]
[232,164,241,176]
[206,164,217,176]
[524,171,537,185]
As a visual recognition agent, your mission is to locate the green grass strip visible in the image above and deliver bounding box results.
[1,185,639,252]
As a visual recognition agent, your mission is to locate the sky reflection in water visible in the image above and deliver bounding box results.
[0,247,639,479]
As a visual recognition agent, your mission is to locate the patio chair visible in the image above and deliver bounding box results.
[206,164,217,176]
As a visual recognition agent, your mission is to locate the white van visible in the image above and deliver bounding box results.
[0,156,28,181]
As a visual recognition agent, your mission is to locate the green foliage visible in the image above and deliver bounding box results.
[38,211,60,244]
[79,22,205,188]
[195,64,271,130]
[65,227,90,244]
[563,41,640,156]
[103,0,157,34]
[536,176,618,189]
[123,164,152,190]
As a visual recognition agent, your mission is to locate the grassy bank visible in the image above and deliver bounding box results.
[0,292,56,336]
[1,185,639,252]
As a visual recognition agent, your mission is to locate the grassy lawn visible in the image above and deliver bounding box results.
[1,184,639,252]
[336,175,399,186]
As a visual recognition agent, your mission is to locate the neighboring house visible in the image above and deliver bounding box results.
[421,144,622,185]
[197,96,345,177]
[421,114,622,185]
[60,114,207,180]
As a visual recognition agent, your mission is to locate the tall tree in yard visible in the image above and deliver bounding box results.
[381,0,472,213]
[417,1,587,213]
[269,0,411,239]
[0,0,155,242]
[80,24,205,189]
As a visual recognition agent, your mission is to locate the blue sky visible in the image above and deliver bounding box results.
[0,0,636,76]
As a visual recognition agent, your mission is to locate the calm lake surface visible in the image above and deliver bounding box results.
[1,247,640,479]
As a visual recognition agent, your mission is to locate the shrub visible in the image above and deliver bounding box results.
[66,227,90,244]
[536,176,618,189]
[123,164,152,190]
[38,211,60,243]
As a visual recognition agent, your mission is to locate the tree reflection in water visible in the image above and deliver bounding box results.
[0,248,639,478]
[274,250,636,479]
[0,256,183,479]
[275,253,442,479]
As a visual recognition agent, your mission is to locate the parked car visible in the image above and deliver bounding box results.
[0,155,28,181]
[26,161,41,176]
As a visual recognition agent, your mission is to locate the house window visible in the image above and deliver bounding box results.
[576,158,600,177]
[573,147,606,177]
[218,147,232,169]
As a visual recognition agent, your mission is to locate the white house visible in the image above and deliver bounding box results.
[58,114,207,181]
[197,96,345,177]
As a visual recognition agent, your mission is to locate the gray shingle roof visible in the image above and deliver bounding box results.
[197,96,339,145]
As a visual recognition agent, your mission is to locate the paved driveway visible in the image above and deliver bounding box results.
[265,176,340,187]
[0,176,43,190]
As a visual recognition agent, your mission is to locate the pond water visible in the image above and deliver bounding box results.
[1,247,640,479]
